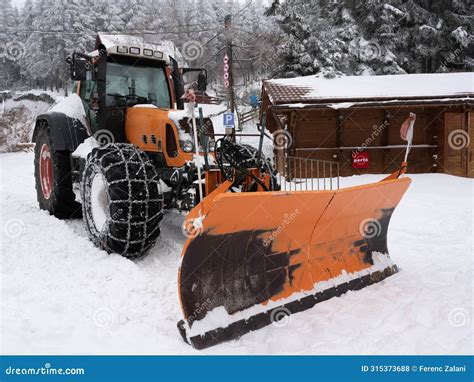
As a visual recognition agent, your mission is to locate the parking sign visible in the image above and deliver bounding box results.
[223,113,235,128]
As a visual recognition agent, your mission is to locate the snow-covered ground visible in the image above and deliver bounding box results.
[1,152,472,355]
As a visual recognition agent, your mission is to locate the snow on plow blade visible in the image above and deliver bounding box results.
[177,176,411,349]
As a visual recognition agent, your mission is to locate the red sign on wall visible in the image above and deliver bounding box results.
[352,151,369,169]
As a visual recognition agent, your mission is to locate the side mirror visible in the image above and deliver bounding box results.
[67,53,89,81]
[197,72,207,92]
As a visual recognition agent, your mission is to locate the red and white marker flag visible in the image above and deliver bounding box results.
[400,112,416,143]
[400,112,416,162]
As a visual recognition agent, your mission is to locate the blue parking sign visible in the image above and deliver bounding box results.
[223,113,235,128]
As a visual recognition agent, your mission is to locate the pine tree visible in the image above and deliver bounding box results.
[4,0,473,90]
[266,0,472,77]
[121,0,151,33]
[0,0,22,89]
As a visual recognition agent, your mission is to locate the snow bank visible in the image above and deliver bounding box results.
[0,91,59,152]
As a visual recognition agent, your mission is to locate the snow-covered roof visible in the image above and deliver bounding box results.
[274,97,474,111]
[95,33,177,64]
[264,72,474,106]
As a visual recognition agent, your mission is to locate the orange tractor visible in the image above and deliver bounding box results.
[33,34,411,349]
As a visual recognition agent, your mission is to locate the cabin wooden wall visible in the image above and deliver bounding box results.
[469,112,474,178]
[271,104,473,178]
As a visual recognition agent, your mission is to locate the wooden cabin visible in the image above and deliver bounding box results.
[261,72,474,178]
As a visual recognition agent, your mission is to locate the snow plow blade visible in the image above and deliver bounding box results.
[177,175,411,349]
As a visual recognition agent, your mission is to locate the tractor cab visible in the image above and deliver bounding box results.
[68,34,212,166]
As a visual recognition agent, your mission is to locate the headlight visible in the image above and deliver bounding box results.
[207,139,216,152]
[181,140,194,153]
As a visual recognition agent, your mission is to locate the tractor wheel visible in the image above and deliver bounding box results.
[81,143,163,258]
[34,122,82,219]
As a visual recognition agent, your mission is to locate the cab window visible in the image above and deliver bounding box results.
[79,79,95,101]
[106,61,171,108]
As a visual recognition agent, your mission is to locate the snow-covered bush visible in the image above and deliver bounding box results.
[451,27,470,48]
[0,106,34,152]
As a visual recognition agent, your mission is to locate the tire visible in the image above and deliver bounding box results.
[81,143,163,258]
[34,121,82,219]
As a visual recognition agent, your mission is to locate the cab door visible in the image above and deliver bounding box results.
[77,79,99,133]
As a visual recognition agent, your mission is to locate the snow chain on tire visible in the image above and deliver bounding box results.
[82,143,163,257]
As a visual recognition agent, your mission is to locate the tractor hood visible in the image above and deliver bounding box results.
[125,106,215,166]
